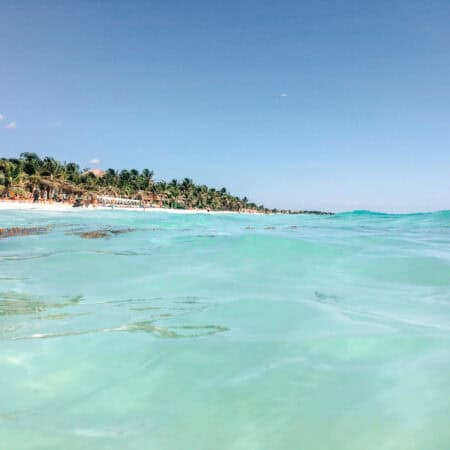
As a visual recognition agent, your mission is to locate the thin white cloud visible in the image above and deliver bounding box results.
[53,120,63,127]
[280,93,288,97]
[0,114,5,121]
[6,121,16,129]
[89,158,100,165]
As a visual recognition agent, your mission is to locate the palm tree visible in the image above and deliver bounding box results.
[0,159,25,197]
[20,152,42,176]
[64,162,80,183]
[141,169,154,190]
[38,157,64,197]
[103,168,119,189]
[41,157,62,180]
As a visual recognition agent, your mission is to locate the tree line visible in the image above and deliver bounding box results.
[0,153,269,212]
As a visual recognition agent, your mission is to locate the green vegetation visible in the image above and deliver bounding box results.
[0,153,268,212]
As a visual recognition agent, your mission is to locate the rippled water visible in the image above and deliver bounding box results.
[1,209,450,449]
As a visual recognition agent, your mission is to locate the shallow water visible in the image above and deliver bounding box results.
[1,209,450,449]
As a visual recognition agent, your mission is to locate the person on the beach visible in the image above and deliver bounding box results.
[32,188,40,203]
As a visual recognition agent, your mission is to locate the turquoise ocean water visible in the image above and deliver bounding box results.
[1,209,450,449]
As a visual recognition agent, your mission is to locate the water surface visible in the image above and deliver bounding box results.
[1,209,450,449]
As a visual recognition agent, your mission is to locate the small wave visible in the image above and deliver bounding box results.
[336,209,450,219]
[0,251,66,261]
[14,321,228,340]
[14,330,90,340]
[94,250,153,256]
[73,428,121,438]
[0,277,29,281]
[112,321,228,338]
[229,356,306,385]
[343,309,450,332]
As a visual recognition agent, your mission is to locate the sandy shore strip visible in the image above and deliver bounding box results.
[0,200,261,214]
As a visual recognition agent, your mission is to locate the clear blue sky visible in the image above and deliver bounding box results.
[1,0,449,212]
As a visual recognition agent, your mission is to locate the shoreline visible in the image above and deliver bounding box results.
[0,200,263,214]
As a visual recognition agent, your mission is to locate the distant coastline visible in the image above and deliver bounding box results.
[0,153,333,215]
[0,199,333,215]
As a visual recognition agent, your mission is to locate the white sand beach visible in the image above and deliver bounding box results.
[0,200,260,214]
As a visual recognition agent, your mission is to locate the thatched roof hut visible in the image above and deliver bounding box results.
[81,169,105,177]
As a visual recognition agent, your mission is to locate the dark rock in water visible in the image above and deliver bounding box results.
[0,291,83,316]
[0,227,49,239]
[314,291,340,303]
[76,231,110,239]
[73,228,136,239]
[297,211,334,215]
[108,228,136,235]
[278,210,334,215]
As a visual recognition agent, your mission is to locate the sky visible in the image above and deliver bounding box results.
[1,0,449,212]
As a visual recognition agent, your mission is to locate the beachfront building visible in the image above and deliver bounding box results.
[96,195,142,208]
